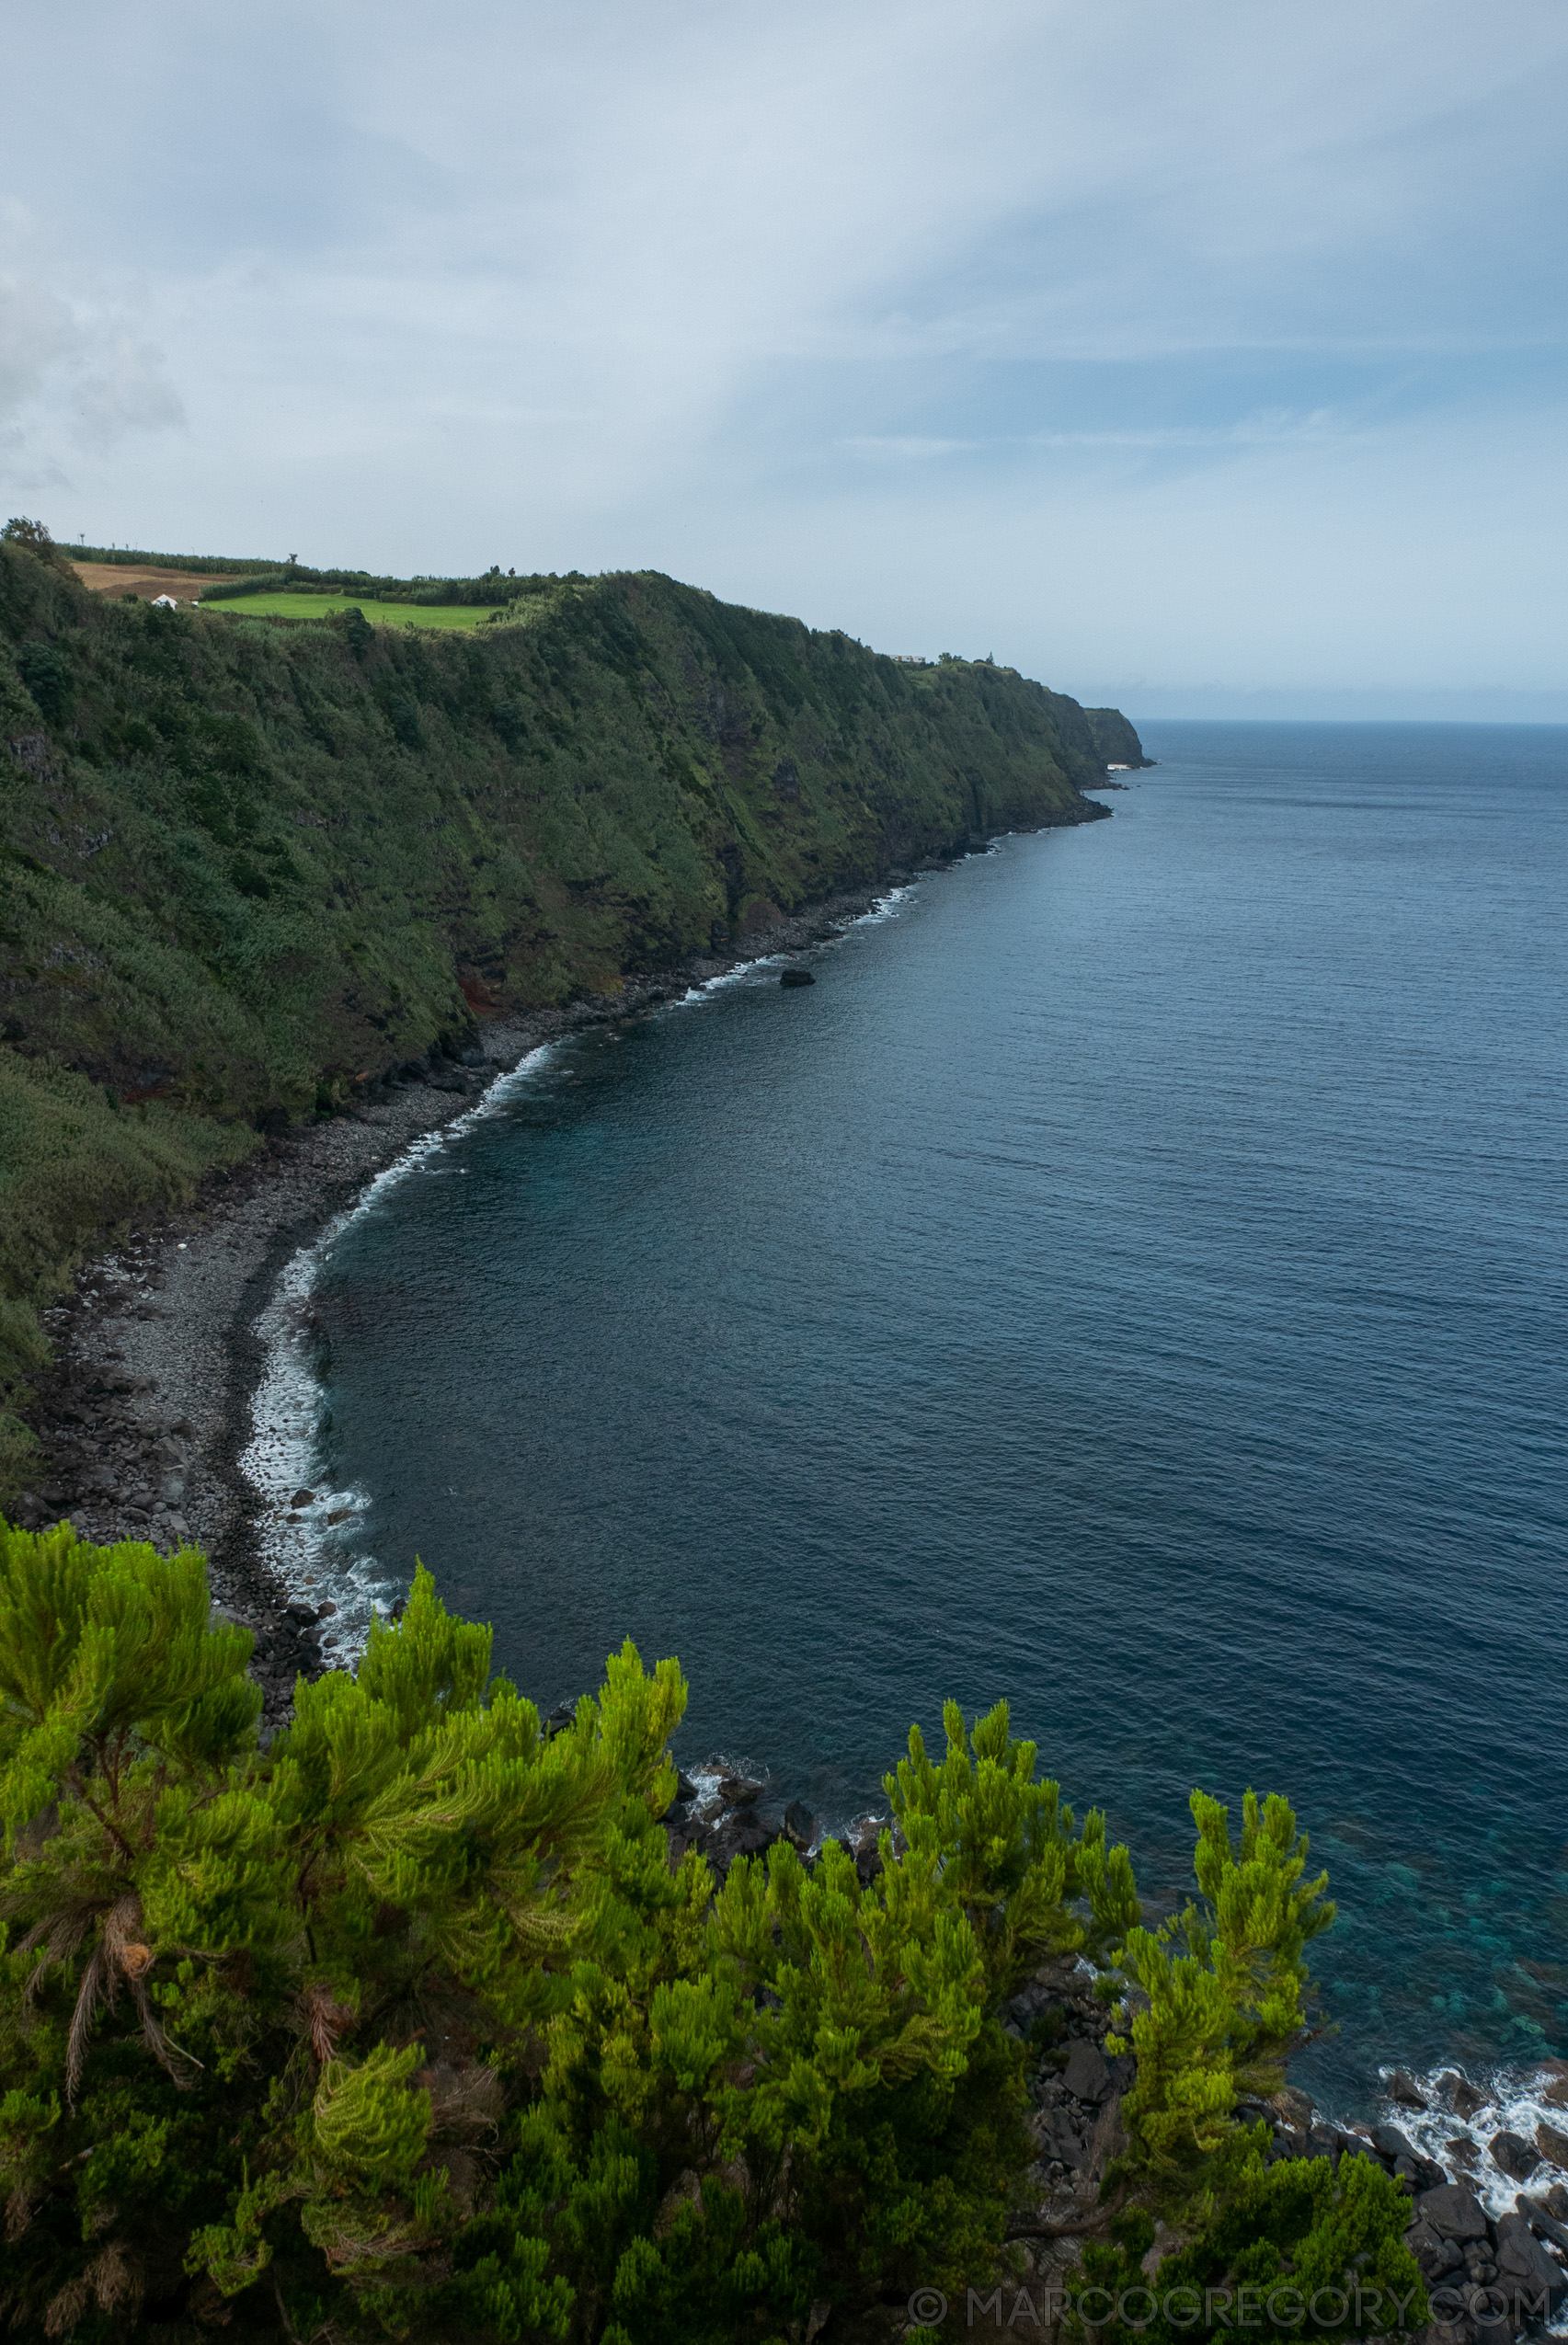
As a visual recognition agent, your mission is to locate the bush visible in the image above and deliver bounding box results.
[0,1523,1348,2343]
[1071,2159,1426,2345]
[1104,1790,1335,2220]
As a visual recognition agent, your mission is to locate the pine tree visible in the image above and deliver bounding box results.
[0,1527,685,2334]
[1106,1788,1334,2214]
[0,1517,1356,2343]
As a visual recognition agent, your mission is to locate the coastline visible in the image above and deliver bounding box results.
[13,863,995,1718]
[15,783,1568,2263]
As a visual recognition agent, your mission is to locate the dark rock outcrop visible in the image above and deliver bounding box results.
[1491,2131,1541,2183]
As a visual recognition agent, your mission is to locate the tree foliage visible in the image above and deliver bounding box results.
[1073,2157,1426,2345]
[1104,1788,1335,2216]
[0,1519,1356,2343]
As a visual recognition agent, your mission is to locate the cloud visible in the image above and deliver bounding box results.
[0,0,1563,692]
[0,209,184,492]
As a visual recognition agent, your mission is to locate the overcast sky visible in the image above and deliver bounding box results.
[5,1,1565,716]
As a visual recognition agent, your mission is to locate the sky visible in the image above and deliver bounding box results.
[4,1,1566,719]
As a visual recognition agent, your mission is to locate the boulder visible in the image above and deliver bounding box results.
[1406,2221,1464,2280]
[1088,2091,1130,2181]
[717,1776,763,1808]
[716,1815,775,1859]
[1390,2069,1431,2111]
[851,1826,884,1886]
[1517,2200,1568,2258]
[1374,2122,1419,2165]
[1491,2131,1541,2182]
[1536,2121,1568,2171]
[1062,2041,1111,2103]
[1494,2213,1568,2316]
[783,1799,815,1848]
[778,967,815,988]
[1032,2106,1089,2169]
[291,1488,317,1507]
[1417,2184,1491,2242]
[1448,2076,1487,2122]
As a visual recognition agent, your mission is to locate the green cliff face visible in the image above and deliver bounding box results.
[0,537,1143,1470]
[1082,698,1157,764]
[1086,706,1154,767]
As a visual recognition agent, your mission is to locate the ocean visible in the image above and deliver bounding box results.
[250,720,1568,2126]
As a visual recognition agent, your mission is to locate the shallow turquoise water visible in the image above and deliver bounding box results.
[304,722,1568,2111]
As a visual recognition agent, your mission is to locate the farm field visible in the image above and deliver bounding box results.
[201,590,511,629]
[69,561,249,600]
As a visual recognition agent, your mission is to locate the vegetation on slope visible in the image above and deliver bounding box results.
[207,593,510,630]
[0,1521,1419,2345]
[0,520,1126,1493]
[1083,709,1153,769]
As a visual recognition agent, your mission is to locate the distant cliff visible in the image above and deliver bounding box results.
[0,534,1142,1474]
[1085,706,1154,767]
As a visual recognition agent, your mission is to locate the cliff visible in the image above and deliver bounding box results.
[0,535,1144,1477]
[1085,705,1155,766]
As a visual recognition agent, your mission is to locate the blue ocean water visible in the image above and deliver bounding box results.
[301,722,1568,2112]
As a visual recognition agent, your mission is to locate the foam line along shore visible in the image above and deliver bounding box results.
[8,872,935,1720]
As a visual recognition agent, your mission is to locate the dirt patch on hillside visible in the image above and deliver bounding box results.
[70,562,248,601]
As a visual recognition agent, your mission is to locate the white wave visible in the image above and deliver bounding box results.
[239,1045,562,1663]
[1370,2058,1568,2225]
[856,883,913,923]
[240,878,923,1665]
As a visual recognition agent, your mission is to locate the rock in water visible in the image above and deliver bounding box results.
[1491,2129,1542,2181]
[779,967,815,988]
[1448,2075,1487,2120]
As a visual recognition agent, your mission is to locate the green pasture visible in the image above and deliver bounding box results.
[200,590,510,630]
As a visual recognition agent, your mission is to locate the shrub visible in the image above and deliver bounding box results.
[0,1521,1346,2343]
[1071,2158,1426,2345]
[1104,1790,1335,2220]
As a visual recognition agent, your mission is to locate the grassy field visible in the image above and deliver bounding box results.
[202,591,511,630]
